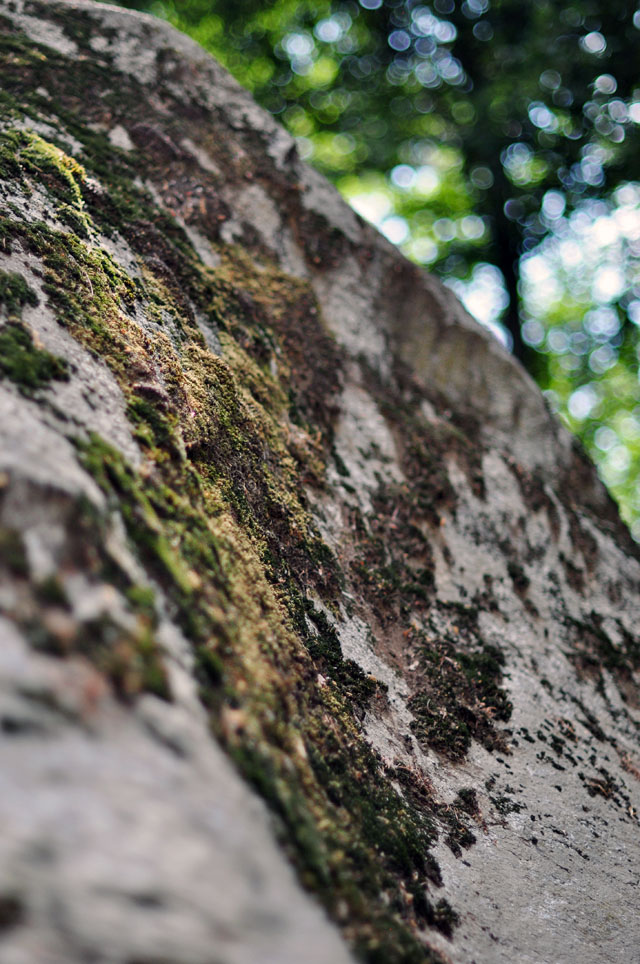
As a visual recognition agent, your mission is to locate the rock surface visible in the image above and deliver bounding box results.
[0,2,639,963]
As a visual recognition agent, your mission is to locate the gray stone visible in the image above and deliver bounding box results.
[0,3,638,963]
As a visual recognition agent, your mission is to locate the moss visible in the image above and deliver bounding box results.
[409,691,472,760]
[125,583,156,619]
[0,270,38,316]
[301,601,384,713]
[0,133,24,181]
[0,127,91,234]
[56,200,90,238]
[194,644,225,688]
[459,647,512,720]
[454,787,479,815]
[35,574,68,607]
[408,616,512,761]
[230,741,333,888]
[127,393,177,450]
[73,357,442,948]
[73,612,171,702]
[0,493,172,703]
[349,488,436,626]
[0,322,69,394]
[430,898,460,938]
[18,130,86,202]
[0,19,468,955]
[490,793,525,816]
[79,435,200,618]
[0,527,29,578]
[442,814,476,856]
[79,437,445,962]
[507,559,530,594]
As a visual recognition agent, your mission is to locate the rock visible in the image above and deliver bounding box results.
[0,2,638,963]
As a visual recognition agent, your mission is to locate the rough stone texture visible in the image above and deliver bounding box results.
[0,3,639,963]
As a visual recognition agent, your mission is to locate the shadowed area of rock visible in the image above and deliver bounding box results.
[0,2,639,963]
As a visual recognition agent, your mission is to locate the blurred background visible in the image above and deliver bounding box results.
[113,0,640,536]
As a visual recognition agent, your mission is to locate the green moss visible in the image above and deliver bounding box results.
[125,583,156,619]
[17,129,86,205]
[230,742,333,888]
[0,527,29,578]
[409,691,472,760]
[302,601,384,712]
[127,393,177,449]
[194,644,225,687]
[35,574,68,607]
[73,612,171,702]
[0,128,28,182]
[0,20,469,954]
[0,270,38,316]
[0,322,69,394]
[56,201,90,238]
[79,435,200,616]
[0,492,172,703]
[454,787,479,815]
[0,127,91,235]
[78,434,446,962]
[490,793,525,816]
[408,621,512,761]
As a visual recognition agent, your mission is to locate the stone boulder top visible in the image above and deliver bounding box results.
[0,3,639,964]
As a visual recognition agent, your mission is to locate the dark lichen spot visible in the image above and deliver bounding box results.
[507,560,530,595]
[0,894,24,932]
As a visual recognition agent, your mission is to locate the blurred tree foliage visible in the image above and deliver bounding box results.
[115,0,640,533]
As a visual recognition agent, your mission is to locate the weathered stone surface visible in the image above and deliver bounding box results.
[0,2,639,963]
